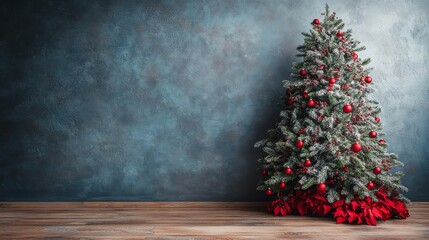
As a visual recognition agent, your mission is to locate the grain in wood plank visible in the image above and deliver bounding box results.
[0,202,427,239]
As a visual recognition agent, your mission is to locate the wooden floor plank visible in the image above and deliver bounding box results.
[0,202,428,239]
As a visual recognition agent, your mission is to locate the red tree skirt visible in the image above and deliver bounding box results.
[267,187,409,226]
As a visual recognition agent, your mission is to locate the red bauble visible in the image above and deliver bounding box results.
[261,169,268,175]
[329,77,336,84]
[307,99,315,107]
[266,188,273,195]
[369,130,377,138]
[302,91,309,98]
[373,166,382,175]
[300,69,307,76]
[351,142,362,153]
[343,104,353,113]
[365,76,373,83]
[313,19,320,25]
[296,140,304,148]
[317,183,326,191]
[352,52,358,59]
[287,98,294,105]
[284,167,293,175]
[279,181,286,189]
[304,159,312,167]
[367,181,375,190]
[379,139,385,143]
[336,31,344,37]
[374,116,380,122]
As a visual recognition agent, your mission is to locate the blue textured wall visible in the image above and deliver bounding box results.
[0,0,428,201]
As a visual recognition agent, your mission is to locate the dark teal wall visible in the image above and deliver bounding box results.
[1,0,428,201]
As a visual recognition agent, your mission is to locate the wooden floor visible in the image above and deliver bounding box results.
[0,202,428,239]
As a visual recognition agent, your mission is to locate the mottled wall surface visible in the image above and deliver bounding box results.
[0,0,428,201]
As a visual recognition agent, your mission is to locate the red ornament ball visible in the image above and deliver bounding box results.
[279,181,286,189]
[329,77,336,84]
[284,167,293,175]
[374,116,380,122]
[313,19,320,25]
[287,98,294,105]
[302,92,308,98]
[307,99,315,107]
[296,140,304,148]
[369,130,377,138]
[304,159,312,167]
[367,181,375,190]
[373,166,382,175]
[352,52,358,59]
[266,188,273,196]
[365,76,373,83]
[300,69,307,76]
[317,183,326,191]
[302,91,309,98]
[351,142,362,153]
[261,169,268,175]
[336,31,344,37]
[343,104,353,113]
[379,139,385,143]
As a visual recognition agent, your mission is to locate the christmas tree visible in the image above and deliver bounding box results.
[255,5,409,225]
